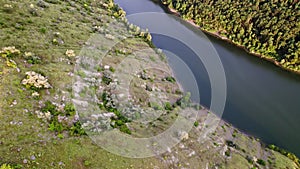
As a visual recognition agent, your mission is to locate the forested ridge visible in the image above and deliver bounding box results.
[162,0,300,73]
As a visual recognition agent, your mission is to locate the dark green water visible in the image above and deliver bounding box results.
[115,0,300,156]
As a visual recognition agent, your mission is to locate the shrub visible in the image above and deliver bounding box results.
[64,103,76,116]
[164,102,173,111]
[164,76,176,83]
[21,71,51,90]
[257,159,266,166]
[102,75,112,85]
[109,66,115,72]
[119,125,131,134]
[42,101,58,115]
[65,49,75,57]
[41,101,86,136]
[225,150,231,157]
[149,102,163,110]
[39,27,47,34]
[0,46,20,58]
[0,164,13,169]
[101,92,131,134]
[69,121,86,136]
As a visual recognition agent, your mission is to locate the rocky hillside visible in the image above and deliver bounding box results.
[0,0,299,168]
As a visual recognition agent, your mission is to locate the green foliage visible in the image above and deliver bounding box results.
[149,102,163,110]
[57,133,64,139]
[0,164,13,169]
[162,0,300,72]
[232,130,237,137]
[64,103,76,116]
[164,102,173,111]
[119,124,131,134]
[42,101,59,115]
[164,76,176,83]
[77,70,86,78]
[226,140,237,149]
[42,101,86,136]
[194,121,199,127]
[49,119,65,132]
[26,55,41,64]
[84,160,91,167]
[0,46,20,58]
[39,27,47,34]
[257,159,266,166]
[225,150,231,157]
[175,89,182,95]
[102,75,112,85]
[101,92,131,134]
[109,66,115,72]
[69,121,86,136]
[267,144,300,166]
[176,92,192,108]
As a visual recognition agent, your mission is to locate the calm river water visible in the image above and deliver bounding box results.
[115,0,300,156]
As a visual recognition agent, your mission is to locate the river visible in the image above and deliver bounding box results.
[114,0,300,156]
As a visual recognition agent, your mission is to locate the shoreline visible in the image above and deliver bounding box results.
[114,0,300,164]
[154,0,300,161]
[159,1,300,76]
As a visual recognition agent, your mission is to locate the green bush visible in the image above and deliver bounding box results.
[41,101,86,136]
[64,103,76,116]
[0,164,13,169]
[69,121,86,136]
[42,101,59,115]
[164,102,173,111]
[101,92,131,135]
[225,150,231,157]
[102,76,112,85]
[164,76,176,83]
[257,159,266,166]
[26,55,41,64]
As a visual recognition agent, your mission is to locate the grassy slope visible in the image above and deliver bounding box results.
[0,0,299,168]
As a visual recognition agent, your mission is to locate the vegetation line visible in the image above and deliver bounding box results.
[159,0,300,75]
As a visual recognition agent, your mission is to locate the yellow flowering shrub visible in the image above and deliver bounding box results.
[0,46,20,58]
[21,71,51,90]
[65,49,75,57]
[0,164,12,169]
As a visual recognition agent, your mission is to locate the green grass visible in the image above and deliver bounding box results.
[0,0,299,168]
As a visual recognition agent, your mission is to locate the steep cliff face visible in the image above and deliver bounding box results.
[0,0,299,168]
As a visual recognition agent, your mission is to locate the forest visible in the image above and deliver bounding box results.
[162,0,300,72]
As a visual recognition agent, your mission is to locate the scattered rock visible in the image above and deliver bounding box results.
[23,159,28,164]
[30,155,36,160]
[146,84,152,91]
[188,151,195,157]
[140,72,149,80]
[178,131,189,140]
[37,0,49,8]
[105,34,115,40]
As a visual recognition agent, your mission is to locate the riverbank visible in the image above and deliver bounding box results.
[159,0,300,76]
[0,0,299,168]
[155,0,300,164]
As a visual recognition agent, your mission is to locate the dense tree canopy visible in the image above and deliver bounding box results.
[162,0,300,72]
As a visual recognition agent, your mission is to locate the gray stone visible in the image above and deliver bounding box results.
[37,0,49,8]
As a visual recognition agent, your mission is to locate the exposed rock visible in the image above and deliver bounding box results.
[178,131,189,140]
[146,84,153,91]
[37,0,49,8]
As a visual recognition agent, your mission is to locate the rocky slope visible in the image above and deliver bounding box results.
[0,0,299,168]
